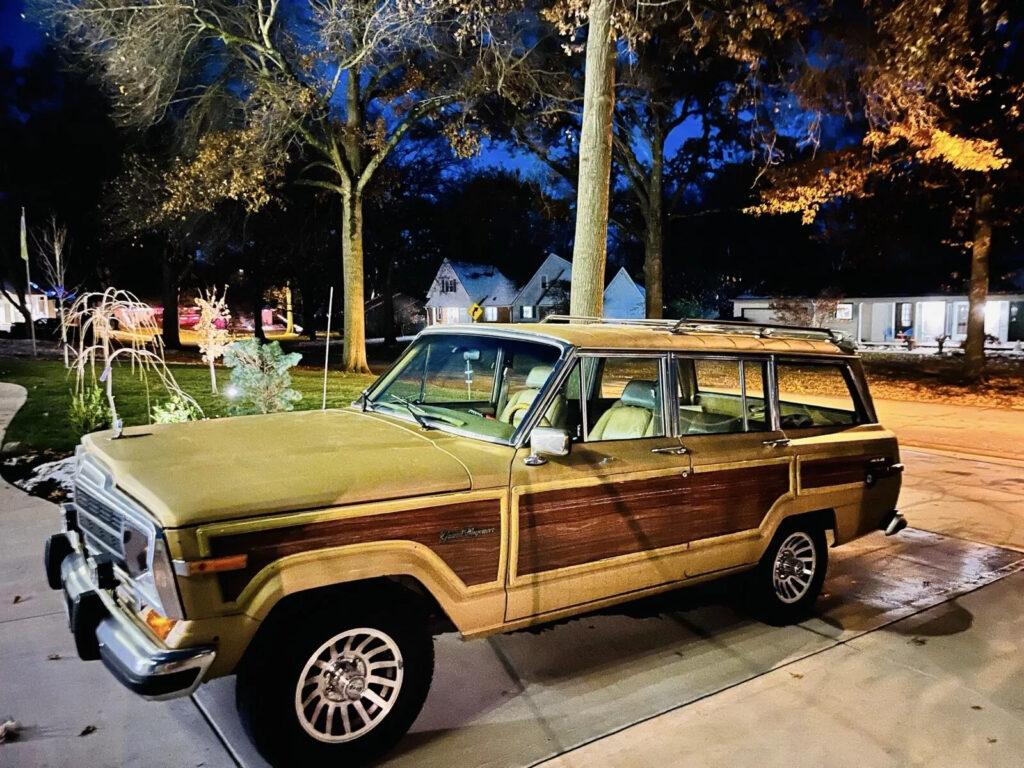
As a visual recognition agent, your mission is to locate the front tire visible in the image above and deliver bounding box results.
[747,523,828,626]
[236,593,434,766]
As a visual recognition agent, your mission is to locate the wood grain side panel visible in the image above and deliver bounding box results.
[212,499,502,601]
[801,456,871,489]
[517,464,789,576]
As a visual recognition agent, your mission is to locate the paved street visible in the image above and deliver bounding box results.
[2,385,1024,767]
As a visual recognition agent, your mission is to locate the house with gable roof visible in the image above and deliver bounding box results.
[424,259,519,325]
[511,256,646,322]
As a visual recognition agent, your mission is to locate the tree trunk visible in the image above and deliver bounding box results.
[964,187,992,383]
[160,252,180,349]
[252,275,266,342]
[341,189,370,373]
[643,121,665,319]
[570,0,616,319]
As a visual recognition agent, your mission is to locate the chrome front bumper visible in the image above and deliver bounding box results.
[47,535,215,701]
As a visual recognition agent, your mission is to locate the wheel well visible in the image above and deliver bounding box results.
[781,508,838,545]
[242,576,455,667]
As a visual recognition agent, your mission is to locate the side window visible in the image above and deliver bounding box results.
[677,358,769,434]
[776,362,864,428]
[583,357,665,441]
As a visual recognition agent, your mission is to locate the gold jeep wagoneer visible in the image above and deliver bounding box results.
[45,317,905,765]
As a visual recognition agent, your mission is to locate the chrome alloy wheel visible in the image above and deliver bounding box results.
[771,531,818,604]
[294,627,405,743]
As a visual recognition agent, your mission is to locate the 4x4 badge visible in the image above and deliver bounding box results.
[439,527,496,543]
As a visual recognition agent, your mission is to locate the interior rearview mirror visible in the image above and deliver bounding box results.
[524,427,570,466]
[462,349,481,361]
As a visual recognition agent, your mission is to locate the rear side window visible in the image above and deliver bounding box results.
[776,362,865,428]
[677,358,769,434]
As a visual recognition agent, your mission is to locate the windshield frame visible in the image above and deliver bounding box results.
[359,326,572,447]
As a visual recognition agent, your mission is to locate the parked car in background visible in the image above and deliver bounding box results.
[45,316,904,765]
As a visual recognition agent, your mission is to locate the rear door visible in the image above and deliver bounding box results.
[670,355,795,575]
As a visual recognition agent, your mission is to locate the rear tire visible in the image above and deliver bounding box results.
[747,522,828,626]
[236,590,434,767]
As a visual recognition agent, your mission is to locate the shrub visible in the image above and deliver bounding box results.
[222,339,302,415]
[68,386,112,436]
[152,394,202,424]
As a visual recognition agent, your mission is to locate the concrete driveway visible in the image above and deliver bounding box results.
[3,384,1024,768]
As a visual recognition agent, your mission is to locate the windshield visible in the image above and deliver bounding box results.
[367,333,564,442]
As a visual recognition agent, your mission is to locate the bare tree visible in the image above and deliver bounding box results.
[32,215,74,363]
[41,0,540,372]
[195,286,232,394]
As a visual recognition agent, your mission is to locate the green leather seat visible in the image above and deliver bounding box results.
[588,379,661,440]
[499,365,564,427]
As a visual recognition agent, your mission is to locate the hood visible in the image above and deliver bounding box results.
[80,409,474,528]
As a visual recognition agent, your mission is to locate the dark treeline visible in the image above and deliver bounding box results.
[2,0,1022,352]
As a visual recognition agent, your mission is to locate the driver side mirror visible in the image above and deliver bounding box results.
[524,427,570,466]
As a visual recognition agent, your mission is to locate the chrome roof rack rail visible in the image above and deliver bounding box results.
[540,315,679,328]
[669,318,855,351]
[538,314,854,351]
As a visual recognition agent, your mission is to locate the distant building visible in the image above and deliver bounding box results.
[0,286,55,333]
[732,294,1024,346]
[511,253,572,322]
[510,255,646,322]
[602,267,647,320]
[426,256,648,326]
[424,259,519,325]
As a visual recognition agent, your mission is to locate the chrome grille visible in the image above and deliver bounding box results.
[73,456,128,566]
[75,487,124,558]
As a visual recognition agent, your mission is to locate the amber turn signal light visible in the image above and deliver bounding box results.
[173,554,248,576]
[144,609,178,641]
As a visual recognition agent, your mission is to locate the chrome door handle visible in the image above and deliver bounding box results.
[651,446,689,455]
[763,438,791,448]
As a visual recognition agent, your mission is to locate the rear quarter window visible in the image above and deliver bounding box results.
[776,361,866,428]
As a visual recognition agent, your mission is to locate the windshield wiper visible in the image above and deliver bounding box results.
[387,394,435,430]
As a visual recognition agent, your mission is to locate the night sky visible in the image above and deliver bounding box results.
[0,0,44,64]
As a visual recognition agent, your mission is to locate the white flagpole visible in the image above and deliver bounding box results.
[20,208,36,357]
[322,286,334,410]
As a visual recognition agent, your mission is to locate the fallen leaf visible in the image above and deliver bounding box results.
[790,672,804,679]
[79,725,96,737]
[971,705,984,711]
[0,719,21,743]
[11,596,21,605]
[46,653,61,661]
[909,637,927,646]
[987,737,998,744]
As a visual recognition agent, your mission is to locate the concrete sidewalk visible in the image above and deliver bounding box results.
[0,384,235,768]
[538,568,1024,768]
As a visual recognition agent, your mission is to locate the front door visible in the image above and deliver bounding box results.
[506,354,692,621]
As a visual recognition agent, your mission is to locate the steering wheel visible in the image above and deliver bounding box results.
[504,402,533,424]
[504,402,554,428]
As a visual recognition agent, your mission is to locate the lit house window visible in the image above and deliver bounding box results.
[484,306,498,322]
[522,306,535,319]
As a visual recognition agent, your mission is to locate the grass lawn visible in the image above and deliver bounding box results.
[0,359,378,453]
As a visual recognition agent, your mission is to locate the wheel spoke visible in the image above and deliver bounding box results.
[363,687,389,711]
[367,674,398,688]
[353,699,372,728]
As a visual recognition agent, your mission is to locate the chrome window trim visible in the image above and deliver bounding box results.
[359,329,571,448]
[669,352,775,436]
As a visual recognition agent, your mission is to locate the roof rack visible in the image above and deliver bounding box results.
[539,314,855,351]
[540,315,679,328]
